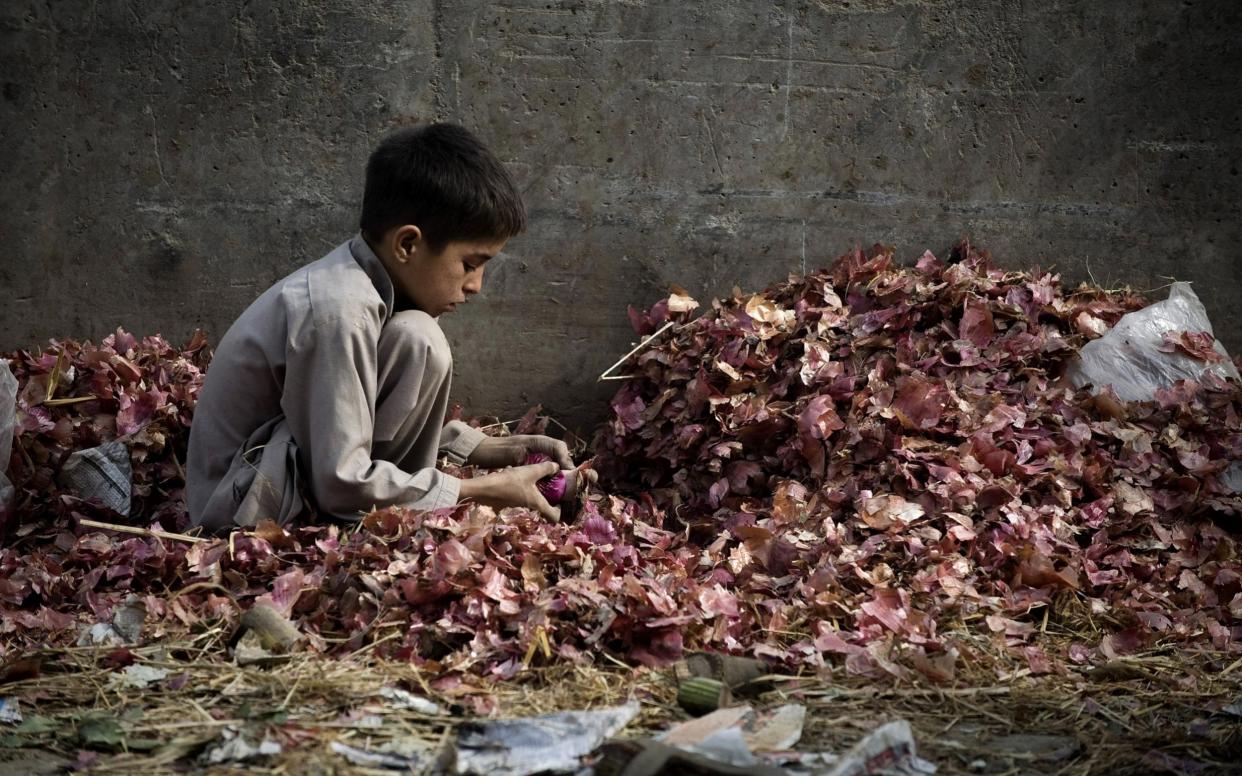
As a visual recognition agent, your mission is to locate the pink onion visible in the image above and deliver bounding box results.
[525,453,567,504]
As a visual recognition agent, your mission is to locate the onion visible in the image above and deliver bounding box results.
[525,453,567,504]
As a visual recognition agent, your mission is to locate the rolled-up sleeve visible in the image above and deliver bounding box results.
[439,420,487,463]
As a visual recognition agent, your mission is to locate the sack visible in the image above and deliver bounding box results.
[57,440,133,516]
[1066,282,1238,403]
[0,358,16,514]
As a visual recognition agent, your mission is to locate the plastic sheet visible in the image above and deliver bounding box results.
[1067,283,1238,402]
[0,357,16,515]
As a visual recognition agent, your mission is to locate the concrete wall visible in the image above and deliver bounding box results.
[2,0,1239,431]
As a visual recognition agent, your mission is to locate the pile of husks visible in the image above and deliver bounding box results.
[1,242,1239,682]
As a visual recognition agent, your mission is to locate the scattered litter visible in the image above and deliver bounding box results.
[330,738,438,770]
[378,686,443,715]
[816,720,936,776]
[77,597,147,647]
[659,703,806,754]
[595,738,785,775]
[662,706,754,746]
[331,740,421,769]
[107,664,169,690]
[1067,282,1238,402]
[201,727,282,764]
[232,630,286,667]
[676,652,772,694]
[1219,697,1242,718]
[452,701,640,776]
[678,676,732,716]
[0,697,21,725]
[238,602,303,652]
[680,726,762,767]
[0,357,16,515]
[57,441,132,516]
[741,704,806,752]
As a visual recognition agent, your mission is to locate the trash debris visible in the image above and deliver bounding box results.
[1067,282,1238,402]
[377,686,443,715]
[107,664,169,690]
[0,357,16,518]
[232,630,285,667]
[2,329,209,530]
[0,696,21,725]
[678,677,732,716]
[331,739,434,770]
[675,652,773,695]
[238,603,303,652]
[57,441,132,516]
[595,738,785,776]
[817,720,936,776]
[662,706,754,747]
[77,597,147,647]
[201,727,282,764]
[678,727,762,767]
[741,704,806,752]
[602,703,813,775]
[661,703,807,755]
[452,701,640,776]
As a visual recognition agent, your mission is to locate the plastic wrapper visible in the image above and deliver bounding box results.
[453,702,640,776]
[57,440,132,516]
[1067,282,1238,402]
[0,357,16,516]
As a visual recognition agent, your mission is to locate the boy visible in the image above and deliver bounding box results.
[186,123,584,535]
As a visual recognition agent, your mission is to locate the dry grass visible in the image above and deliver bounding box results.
[2,621,1240,775]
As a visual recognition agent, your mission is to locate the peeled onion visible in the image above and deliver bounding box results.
[525,453,567,504]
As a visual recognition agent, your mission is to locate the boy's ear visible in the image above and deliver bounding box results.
[391,225,423,264]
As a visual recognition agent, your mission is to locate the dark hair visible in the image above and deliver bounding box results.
[359,123,526,248]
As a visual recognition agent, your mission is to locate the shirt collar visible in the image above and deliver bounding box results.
[348,234,396,324]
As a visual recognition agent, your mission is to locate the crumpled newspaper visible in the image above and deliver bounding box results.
[453,701,640,776]
[57,440,132,516]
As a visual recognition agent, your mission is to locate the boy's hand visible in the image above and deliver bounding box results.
[457,461,563,521]
[467,434,574,470]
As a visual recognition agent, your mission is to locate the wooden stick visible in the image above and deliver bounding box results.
[77,518,207,544]
[597,320,676,381]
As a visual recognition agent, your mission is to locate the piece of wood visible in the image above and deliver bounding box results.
[77,518,207,544]
[239,604,303,651]
[597,321,675,381]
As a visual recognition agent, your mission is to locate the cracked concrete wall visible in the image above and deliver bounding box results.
[2,0,1239,431]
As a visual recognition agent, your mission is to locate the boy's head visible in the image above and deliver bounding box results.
[360,123,526,316]
[360,122,526,249]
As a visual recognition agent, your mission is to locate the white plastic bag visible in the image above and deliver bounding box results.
[0,357,16,512]
[1067,282,1238,402]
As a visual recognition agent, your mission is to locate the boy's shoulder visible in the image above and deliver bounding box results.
[287,237,395,328]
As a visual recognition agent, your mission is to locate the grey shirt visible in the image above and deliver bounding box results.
[186,236,485,528]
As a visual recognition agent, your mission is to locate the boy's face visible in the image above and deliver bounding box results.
[381,226,506,317]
